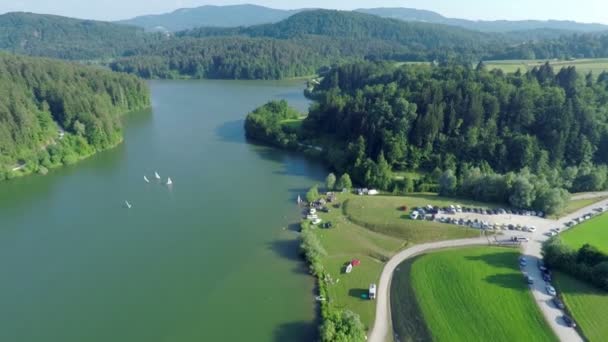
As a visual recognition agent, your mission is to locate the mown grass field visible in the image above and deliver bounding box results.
[485,58,608,75]
[397,247,557,342]
[561,212,608,254]
[308,193,486,329]
[343,194,487,242]
[554,272,608,342]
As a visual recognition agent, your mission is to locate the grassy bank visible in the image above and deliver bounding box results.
[561,212,608,253]
[554,272,608,342]
[343,194,487,242]
[396,247,557,342]
[299,192,488,337]
[550,196,608,219]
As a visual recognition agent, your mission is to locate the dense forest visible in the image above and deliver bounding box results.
[247,61,608,212]
[0,52,150,180]
[3,11,608,80]
[0,12,165,60]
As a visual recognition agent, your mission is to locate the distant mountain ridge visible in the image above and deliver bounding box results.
[118,4,608,33]
[357,8,608,33]
[117,4,302,32]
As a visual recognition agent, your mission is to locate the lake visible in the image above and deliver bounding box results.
[0,80,327,341]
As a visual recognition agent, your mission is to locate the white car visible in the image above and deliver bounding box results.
[546,285,557,296]
[528,226,537,232]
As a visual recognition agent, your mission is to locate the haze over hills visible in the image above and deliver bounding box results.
[117,4,302,32]
[118,4,608,33]
[357,8,608,33]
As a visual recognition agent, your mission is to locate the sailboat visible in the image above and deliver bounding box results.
[144,175,150,183]
[125,200,132,209]
[155,171,161,180]
[167,177,173,186]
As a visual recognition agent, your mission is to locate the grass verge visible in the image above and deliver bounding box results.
[399,247,557,342]
[561,212,608,254]
[553,272,608,342]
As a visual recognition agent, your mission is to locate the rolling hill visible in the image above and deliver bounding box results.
[0,12,159,59]
[117,4,302,32]
[357,8,608,33]
[119,4,608,34]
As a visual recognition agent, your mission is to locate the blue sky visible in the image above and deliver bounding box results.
[2,0,607,23]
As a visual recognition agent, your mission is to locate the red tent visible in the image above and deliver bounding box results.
[351,259,361,267]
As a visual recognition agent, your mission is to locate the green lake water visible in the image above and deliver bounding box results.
[0,80,326,341]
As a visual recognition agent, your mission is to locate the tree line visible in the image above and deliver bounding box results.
[0,52,150,180]
[245,61,608,212]
[543,238,608,291]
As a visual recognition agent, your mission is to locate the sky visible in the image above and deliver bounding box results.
[2,0,608,24]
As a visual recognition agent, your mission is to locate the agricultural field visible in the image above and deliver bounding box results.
[554,272,608,342]
[343,194,488,242]
[485,58,608,75]
[392,247,557,342]
[561,212,608,254]
[307,193,484,328]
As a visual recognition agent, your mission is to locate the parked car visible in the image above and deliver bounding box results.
[528,226,537,232]
[552,297,565,310]
[542,273,552,282]
[525,275,534,285]
[546,285,557,296]
[537,260,548,272]
[519,257,527,267]
[562,315,577,328]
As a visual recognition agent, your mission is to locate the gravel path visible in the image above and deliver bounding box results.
[368,198,608,342]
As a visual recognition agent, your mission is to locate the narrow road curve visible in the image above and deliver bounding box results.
[369,197,608,342]
[367,237,490,342]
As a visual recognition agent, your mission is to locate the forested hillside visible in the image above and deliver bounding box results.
[491,33,608,60]
[0,12,165,60]
[3,11,608,81]
[116,10,497,79]
[0,53,150,180]
[180,10,495,49]
[248,61,608,212]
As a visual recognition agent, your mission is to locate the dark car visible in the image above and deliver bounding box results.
[553,297,565,310]
[562,315,577,328]
[543,273,552,282]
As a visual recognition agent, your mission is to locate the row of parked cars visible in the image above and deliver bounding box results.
[521,257,577,329]
[442,205,546,218]
[564,206,605,228]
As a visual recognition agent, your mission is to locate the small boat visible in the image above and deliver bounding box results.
[297,195,302,205]
[166,177,173,186]
[125,201,132,209]
[144,175,150,183]
[155,172,161,180]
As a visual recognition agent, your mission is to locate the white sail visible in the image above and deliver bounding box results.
[144,175,150,183]
[155,172,161,179]
[167,177,173,185]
